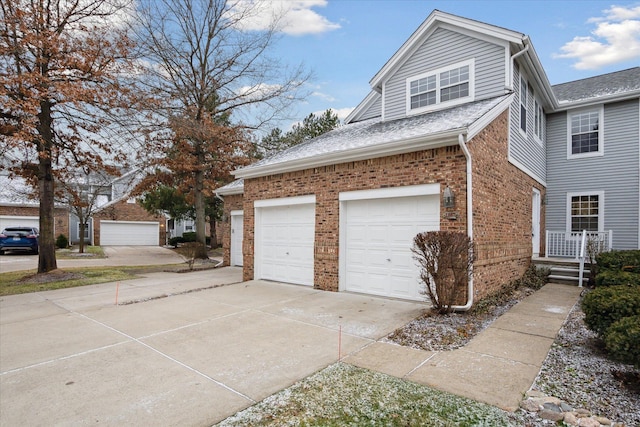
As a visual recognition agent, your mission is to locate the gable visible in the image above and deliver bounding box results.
[383,27,508,121]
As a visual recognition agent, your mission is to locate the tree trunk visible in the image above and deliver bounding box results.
[37,100,57,273]
[78,218,86,254]
[193,147,208,259]
[209,217,217,248]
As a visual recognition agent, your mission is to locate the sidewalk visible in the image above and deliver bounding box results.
[343,283,583,411]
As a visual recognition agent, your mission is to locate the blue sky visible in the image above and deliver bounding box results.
[255,1,640,127]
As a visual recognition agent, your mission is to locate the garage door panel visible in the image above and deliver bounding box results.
[0,216,40,231]
[344,194,440,301]
[256,202,315,286]
[100,221,159,246]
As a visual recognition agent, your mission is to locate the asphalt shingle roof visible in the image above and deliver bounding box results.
[552,67,640,104]
[236,95,510,176]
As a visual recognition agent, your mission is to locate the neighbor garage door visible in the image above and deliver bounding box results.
[255,196,315,286]
[0,216,39,231]
[100,220,159,246]
[341,185,440,301]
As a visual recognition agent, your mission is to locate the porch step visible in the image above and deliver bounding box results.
[534,258,590,286]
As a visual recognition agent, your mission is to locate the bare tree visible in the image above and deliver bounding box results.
[134,0,311,258]
[0,0,156,272]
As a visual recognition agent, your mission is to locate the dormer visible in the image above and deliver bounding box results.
[347,10,553,124]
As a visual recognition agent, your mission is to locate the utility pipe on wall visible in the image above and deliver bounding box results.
[452,133,474,311]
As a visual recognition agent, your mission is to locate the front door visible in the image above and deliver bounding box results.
[532,189,541,257]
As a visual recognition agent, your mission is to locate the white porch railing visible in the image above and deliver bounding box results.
[545,230,613,259]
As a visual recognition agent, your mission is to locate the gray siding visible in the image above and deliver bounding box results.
[383,27,506,121]
[508,64,546,182]
[359,93,382,121]
[545,99,640,250]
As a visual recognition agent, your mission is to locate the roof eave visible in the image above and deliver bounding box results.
[553,90,640,112]
[234,128,465,180]
[215,187,244,196]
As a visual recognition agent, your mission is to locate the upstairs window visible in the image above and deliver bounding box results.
[519,76,527,133]
[567,108,603,158]
[534,99,543,142]
[407,59,474,114]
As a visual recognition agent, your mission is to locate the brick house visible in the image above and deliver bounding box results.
[216,10,639,304]
[0,172,166,247]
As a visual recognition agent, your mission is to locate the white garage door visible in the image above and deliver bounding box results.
[100,220,159,246]
[255,197,315,286]
[342,192,440,301]
[230,211,244,266]
[0,216,39,231]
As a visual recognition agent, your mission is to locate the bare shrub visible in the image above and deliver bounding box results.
[412,231,475,314]
[182,242,199,270]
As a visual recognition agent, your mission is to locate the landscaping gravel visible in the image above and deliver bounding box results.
[386,288,639,426]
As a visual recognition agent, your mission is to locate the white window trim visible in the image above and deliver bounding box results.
[533,98,544,146]
[519,75,528,137]
[566,191,605,233]
[77,222,90,240]
[405,59,475,116]
[567,106,604,159]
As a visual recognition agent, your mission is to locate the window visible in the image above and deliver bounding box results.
[569,109,602,157]
[77,223,89,240]
[519,76,527,133]
[406,60,474,114]
[185,220,194,231]
[569,194,602,232]
[534,99,543,141]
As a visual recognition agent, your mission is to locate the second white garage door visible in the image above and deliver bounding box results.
[255,197,315,286]
[0,216,39,231]
[100,220,159,246]
[341,190,440,301]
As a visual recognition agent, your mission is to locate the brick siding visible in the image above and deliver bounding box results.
[467,110,545,300]
[0,205,70,239]
[223,111,544,302]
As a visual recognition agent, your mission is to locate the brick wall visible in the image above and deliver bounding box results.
[468,110,546,300]
[93,200,166,246]
[221,194,244,265]
[234,111,544,303]
[243,147,468,290]
[0,205,70,239]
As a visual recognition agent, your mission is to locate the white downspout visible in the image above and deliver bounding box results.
[452,133,474,311]
[507,43,529,91]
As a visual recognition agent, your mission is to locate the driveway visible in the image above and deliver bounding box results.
[0,267,423,426]
[0,246,186,273]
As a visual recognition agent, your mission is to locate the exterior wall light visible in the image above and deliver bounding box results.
[443,186,455,208]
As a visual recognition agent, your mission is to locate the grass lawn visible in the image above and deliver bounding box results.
[55,245,106,259]
[0,267,141,296]
[217,363,523,427]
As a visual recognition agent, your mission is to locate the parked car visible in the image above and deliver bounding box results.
[0,227,39,255]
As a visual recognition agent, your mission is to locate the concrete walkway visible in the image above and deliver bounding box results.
[343,283,583,411]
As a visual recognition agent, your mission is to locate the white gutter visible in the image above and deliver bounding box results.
[507,44,529,91]
[452,133,474,311]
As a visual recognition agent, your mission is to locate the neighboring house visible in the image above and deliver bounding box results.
[216,10,639,303]
[0,170,166,247]
[0,174,70,238]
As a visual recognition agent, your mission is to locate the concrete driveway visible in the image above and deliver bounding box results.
[0,246,186,273]
[0,267,423,426]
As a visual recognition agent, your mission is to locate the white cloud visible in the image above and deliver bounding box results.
[232,0,340,36]
[554,5,640,69]
[311,91,336,102]
[330,107,354,121]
